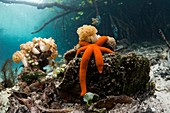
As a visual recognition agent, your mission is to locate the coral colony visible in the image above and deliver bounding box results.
[12,37,58,70]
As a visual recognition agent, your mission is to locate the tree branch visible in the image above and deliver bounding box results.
[31,10,72,34]
[159,29,170,49]
[0,0,75,10]
[0,0,98,34]
[31,4,98,34]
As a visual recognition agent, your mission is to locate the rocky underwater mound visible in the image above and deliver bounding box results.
[61,52,150,98]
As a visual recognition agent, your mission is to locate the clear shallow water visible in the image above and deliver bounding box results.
[0,2,75,68]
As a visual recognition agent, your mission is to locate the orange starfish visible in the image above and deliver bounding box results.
[76,36,114,96]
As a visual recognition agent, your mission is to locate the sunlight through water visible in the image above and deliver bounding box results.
[22,0,43,3]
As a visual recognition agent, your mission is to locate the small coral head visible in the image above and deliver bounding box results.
[39,40,50,52]
[32,37,58,59]
[12,51,24,63]
[12,51,28,67]
[20,41,34,52]
[32,37,41,44]
[77,25,98,43]
[12,37,58,69]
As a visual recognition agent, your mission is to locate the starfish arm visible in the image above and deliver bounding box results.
[76,46,88,55]
[94,45,104,73]
[95,36,108,46]
[79,41,90,46]
[99,47,113,53]
[79,47,93,96]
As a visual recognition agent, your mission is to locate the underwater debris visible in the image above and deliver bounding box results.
[0,85,20,113]
[0,90,11,113]
[7,79,73,113]
[88,95,135,111]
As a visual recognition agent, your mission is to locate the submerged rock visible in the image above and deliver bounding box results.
[59,52,150,98]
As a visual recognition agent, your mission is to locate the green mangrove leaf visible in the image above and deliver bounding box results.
[79,1,85,6]
[87,0,93,4]
[77,11,84,15]
[75,16,80,20]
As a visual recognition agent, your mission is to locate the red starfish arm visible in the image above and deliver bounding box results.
[95,36,108,46]
[94,45,104,73]
[79,41,90,46]
[99,47,113,53]
[79,47,93,96]
[76,46,88,55]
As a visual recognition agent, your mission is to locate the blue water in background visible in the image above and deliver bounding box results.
[0,2,77,68]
